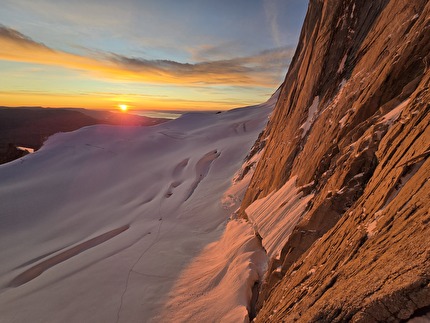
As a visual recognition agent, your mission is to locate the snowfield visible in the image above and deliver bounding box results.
[0,93,276,323]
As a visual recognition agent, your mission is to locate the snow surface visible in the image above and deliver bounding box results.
[0,94,275,322]
[380,99,410,125]
[156,220,267,322]
[300,96,320,138]
[337,54,347,73]
[222,149,264,210]
[339,113,350,128]
[245,176,314,258]
[350,3,356,19]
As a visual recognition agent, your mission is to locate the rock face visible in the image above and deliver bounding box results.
[240,0,430,321]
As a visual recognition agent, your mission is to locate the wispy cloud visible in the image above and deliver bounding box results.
[264,0,282,47]
[189,42,246,62]
[0,25,293,88]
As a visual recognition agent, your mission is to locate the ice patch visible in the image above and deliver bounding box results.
[339,113,349,128]
[352,173,364,179]
[350,3,356,19]
[338,54,347,73]
[339,78,347,89]
[222,149,264,210]
[300,96,320,138]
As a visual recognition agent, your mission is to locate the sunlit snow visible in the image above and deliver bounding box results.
[0,93,277,322]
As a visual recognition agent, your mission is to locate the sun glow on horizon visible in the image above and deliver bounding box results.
[119,104,128,112]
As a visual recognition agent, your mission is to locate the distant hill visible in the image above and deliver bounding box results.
[0,107,167,164]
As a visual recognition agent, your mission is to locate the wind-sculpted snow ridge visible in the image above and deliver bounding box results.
[156,220,267,322]
[246,176,314,259]
[0,91,276,322]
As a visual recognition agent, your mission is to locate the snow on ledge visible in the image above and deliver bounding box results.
[337,54,347,73]
[245,176,314,259]
[222,149,264,210]
[380,99,410,125]
[300,96,320,138]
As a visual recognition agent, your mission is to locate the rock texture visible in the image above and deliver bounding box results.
[240,0,430,321]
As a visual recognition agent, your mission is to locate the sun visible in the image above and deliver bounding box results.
[119,104,128,112]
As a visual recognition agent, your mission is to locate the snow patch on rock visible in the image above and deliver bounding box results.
[245,176,314,258]
[380,99,410,125]
[338,54,347,73]
[300,96,320,138]
[222,149,264,210]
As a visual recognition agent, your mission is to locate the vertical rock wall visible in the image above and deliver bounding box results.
[240,0,430,321]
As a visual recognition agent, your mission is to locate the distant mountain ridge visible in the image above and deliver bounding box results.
[0,107,167,164]
[239,0,430,321]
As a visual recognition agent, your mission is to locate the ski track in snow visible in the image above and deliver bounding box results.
[9,225,130,288]
[184,150,220,201]
[0,92,278,323]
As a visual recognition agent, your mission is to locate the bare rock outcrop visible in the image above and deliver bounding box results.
[240,0,430,321]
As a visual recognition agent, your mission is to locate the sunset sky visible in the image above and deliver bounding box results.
[0,0,307,111]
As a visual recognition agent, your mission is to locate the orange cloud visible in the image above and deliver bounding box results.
[0,25,293,88]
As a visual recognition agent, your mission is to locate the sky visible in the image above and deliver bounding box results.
[0,0,308,111]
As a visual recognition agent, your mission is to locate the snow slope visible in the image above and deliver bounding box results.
[157,219,267,322]
[0,95,274,322]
